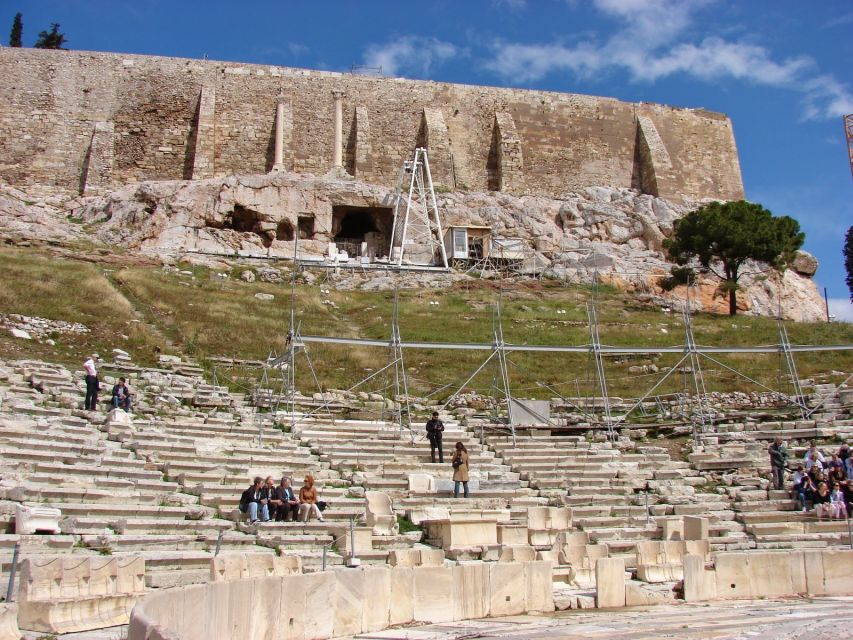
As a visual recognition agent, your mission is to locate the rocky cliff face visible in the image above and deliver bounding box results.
[0,171,824,321]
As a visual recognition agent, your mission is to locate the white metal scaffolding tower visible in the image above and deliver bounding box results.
[389,147,449,268]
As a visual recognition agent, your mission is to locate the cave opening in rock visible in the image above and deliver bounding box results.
[228,205,261,233]
[331,205,393,259]
[276,220,294,242]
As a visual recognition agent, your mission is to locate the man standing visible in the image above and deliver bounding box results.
[83,354,99,411]
[426,411,445,463]
[768,437,788,490]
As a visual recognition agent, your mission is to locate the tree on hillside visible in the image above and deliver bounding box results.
[9,12,22,47]
[663,200,804,316]
[34,22,67,49]
[844,226,853,303]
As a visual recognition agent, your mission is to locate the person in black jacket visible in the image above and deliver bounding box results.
[426,411,445,463]
[239,476,269,523]
[271,476,299,521]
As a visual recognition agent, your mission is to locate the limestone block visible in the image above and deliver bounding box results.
[499,545,537,563]
[413,566,454,623]
[18,555,145,634]
[714,552,797,599]
[333,568,370,637]
[684,516,709,540]
[388,549,420,567]
[389,567,414,626]
[15,503,61,534]
[210,553,302,582]
[636,563,682,583]
[625,581,676,607]
[497,524,528,545]
[424,518,497,550]
[595,557,626,608]
[365,491,398,536]
[819,550,853,595]
[537,550,559,563]
[330,525,373,554]
[248,577,280,640]
[407,473,435,493]
[287,571,335,640]
[661,517,684,540]
[363,567,392,633]
[105,408,133,428]
[525,560,555,613]
[0,604,20,640]
[683,554,717,602]
[803,549,827,596]
[452,562,489,620]
[488,562,527,617]
[419,548,445,566]
[407,506,449,525]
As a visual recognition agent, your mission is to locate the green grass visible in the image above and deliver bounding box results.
[0,245,850,401]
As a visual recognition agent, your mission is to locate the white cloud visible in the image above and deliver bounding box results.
[485,0,852,119]
[827,298,853,323]
[363,36,460,78]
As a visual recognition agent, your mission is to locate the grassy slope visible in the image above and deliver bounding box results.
[1,245,850,399]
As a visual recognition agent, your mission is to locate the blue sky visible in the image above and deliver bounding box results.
[7,0,853,318]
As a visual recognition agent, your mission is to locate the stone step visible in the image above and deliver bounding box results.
[114,518,234,535]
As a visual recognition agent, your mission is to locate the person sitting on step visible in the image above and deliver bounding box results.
[272,476,299,522]
[239,476,270,523]
[803,442,825,472]
[110,377,132,411]
[813,481,832,520]
[830,482,848,520]
[298,474,324,522]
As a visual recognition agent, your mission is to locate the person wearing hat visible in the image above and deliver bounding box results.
[426,411,445,463]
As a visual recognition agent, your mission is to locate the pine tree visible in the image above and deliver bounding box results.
[664,200,804,316]
[9,12,22,47]
[34,22,67,50]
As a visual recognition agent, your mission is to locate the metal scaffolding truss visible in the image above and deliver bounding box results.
[257,253,851,440]
[389,147,449,268]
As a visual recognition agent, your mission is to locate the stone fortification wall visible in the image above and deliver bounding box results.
[0,48,744,201]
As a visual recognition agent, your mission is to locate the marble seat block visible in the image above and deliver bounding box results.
[210,553,301,582]
[366,491,398,536]
[560,544,609,589]
[527,506,572,546]
[388,548,445,568]
[15,503,61,534]
[407,506,449,525]
[407,473,435,492]
[423,518,498,550]
[0,604,20,640]
[18,556,145,634]
[636,540,711,583]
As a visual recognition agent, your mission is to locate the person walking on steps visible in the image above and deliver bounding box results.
[768,437,788,490]
[83,354,99,411]
[426,411,445,463]
[451,441,470,498]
